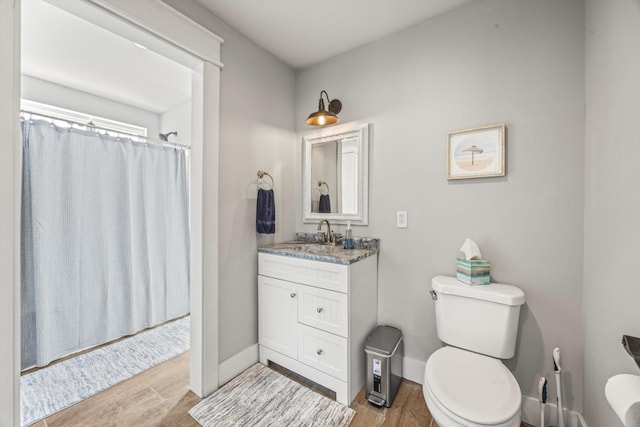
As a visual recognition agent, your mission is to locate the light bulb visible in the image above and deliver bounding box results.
[318,116,326,125]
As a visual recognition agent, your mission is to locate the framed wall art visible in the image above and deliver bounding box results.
[447,124,506,180]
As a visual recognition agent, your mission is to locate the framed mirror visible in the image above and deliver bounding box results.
[303,122,370,225]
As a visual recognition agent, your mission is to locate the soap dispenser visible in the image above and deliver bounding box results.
[344,222,354,249]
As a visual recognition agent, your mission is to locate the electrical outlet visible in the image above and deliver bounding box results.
[397,211,408,228]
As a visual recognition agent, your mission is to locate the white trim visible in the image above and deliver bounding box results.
[403,355,427,384]
[218,344,260,386]
[0,0,21,424]
[87,0,223,67]
[188,63,207,397]
[44,0,223,71]
[576,412,589,427]
[302,122,370,226]
[521,395,588,427]
[194,61,221,397]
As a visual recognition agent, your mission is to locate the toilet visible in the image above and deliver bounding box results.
[423,275,525,427]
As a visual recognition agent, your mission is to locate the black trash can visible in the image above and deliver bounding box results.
[364,325,403,407]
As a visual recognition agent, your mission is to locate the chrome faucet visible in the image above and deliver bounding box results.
[317,219,333,244]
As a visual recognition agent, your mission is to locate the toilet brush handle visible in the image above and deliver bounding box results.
[553,347,565,427]
[538,377,547,427]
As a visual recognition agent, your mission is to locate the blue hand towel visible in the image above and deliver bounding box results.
[256,189,275,234]
[319,194,331,213]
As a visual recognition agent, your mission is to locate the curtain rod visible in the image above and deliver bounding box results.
[20,110,191,151]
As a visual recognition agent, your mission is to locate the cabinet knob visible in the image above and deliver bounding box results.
[317,349,323,356]
[316,307,324,313]
[290,293,296,298]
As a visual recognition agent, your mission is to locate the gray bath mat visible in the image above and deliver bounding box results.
[21,316,190,426]
[189,363,355,427]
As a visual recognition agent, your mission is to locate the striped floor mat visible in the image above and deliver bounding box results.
[21,316,190,426]
[189,363,355,427]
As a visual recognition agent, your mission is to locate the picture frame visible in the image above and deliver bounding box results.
[447,124,506,180]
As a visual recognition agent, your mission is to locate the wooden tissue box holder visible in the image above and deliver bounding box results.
[456,258,490,285]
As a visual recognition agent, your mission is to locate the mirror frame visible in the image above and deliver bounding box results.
[303,122,370,225]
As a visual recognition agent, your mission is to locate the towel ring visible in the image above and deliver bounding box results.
[257,170,274,190]
[317,180,329,196]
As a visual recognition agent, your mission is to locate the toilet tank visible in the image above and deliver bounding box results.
[431,275,525,359]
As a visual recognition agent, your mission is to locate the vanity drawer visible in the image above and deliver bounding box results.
[259,253,348,293]
[298,284,348,338]
[298,324,347,380]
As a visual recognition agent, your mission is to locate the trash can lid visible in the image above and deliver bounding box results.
[365,325,403,356]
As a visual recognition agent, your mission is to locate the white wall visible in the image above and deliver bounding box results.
[160,100,191,146]
[297,0,586,410]
[583,0,640,425]
[22,75,160,138]
[163,0,298,364]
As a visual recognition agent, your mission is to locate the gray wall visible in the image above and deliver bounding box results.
[162,1,640,423]
[583,0,640,425]
[296,0,586,409]
[163,0,298,362]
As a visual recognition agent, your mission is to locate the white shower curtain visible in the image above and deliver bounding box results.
[21,118,190,370]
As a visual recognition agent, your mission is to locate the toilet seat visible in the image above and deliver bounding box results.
[423,346,521,427]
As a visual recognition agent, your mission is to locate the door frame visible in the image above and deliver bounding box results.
[0,1,222,424]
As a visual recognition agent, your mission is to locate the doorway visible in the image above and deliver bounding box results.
[0,0,222,425]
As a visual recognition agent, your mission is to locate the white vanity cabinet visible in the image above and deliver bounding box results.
[258,252,378,405]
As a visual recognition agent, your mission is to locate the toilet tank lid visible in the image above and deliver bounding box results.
[432,275,525,306]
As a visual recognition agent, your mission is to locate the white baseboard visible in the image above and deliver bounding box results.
[403,355,426,384]
[521,395,588,427]
[218,343,259,386]
[223,348,592,427]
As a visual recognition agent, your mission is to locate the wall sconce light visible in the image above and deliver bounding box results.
[306,90,342,126]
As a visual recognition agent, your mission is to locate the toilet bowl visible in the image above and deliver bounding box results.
[423,346,521,427]
[424,276,526,427]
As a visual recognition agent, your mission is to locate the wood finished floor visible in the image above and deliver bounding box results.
[32,351,533,426]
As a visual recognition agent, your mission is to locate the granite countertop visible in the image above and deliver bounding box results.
[259,234,379,265]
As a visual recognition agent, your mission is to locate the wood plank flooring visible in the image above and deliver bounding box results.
[33,352,200,427]
[32,351,533,426]
[350,380,434,426]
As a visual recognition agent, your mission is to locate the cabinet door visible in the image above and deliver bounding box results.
[258,276,298,359]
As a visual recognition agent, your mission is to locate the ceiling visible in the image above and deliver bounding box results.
[195,0,474,69]
[21,0,192,114]
[20,0,474,114]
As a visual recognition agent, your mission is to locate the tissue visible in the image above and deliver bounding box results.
[459,238,482,260]
[456,238,490,285]
[606,374,640,427]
